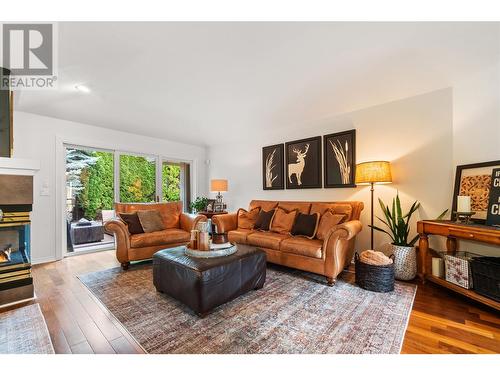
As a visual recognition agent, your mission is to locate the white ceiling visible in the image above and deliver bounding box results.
[16,22,500,146]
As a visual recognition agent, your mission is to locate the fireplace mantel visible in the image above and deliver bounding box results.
[0,157,40,175]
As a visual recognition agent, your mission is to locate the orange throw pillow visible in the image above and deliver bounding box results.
[237,207,260,230]
[316,211,346,240]
[270,207,298,234]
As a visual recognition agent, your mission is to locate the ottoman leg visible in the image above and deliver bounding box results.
[121,262,130,270]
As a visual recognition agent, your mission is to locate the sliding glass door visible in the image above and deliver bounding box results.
[65,146,115,253]
[119,153,158,203]
[64,144,193,256]
[162,160,191,210]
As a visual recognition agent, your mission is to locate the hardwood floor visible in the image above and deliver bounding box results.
[1,250,499,354]
[0,250,144,354]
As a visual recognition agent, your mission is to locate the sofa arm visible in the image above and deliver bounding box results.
[104,219,131,264]
[212,212,238,233]
[323,220,363,279]
[180,213,207,232]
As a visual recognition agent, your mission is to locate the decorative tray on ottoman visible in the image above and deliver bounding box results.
[185,242,237,258]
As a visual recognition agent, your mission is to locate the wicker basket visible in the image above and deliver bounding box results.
[470,257,500,302]
[355,253,395,293]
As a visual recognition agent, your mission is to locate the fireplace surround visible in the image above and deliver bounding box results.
[0,174,34,306]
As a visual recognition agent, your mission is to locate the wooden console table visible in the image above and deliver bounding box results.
[417,220,500,310]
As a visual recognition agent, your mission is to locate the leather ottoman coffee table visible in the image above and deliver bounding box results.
[153,244,266,317]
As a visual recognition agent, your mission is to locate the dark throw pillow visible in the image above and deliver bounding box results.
[119,212,144,235]
[137,210,166,233]
[291,212,320,239]
[254,209,276,231]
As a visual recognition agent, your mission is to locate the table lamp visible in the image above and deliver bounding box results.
[210,179,228,209]
[355,161,392,249]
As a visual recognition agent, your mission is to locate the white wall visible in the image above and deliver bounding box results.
[12,111,208,264]
[452,61,500,256]
[208,88,454,253]
[453,61,500,166]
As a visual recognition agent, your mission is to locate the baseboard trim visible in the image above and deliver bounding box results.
[32,256,57,265]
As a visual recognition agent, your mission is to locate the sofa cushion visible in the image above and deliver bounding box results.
[228,229,255,244]
[316,211,346,240]
[115,202,182,229]
[254,209,276,231]
[310,203,353,221]
[137,210,166,233]
[247,231,290,250]
[130,229,190,248]
[249,200,278,212]
[237,207,260,230]
[119,212,144,235]
[278,202,311,215]
[291,212,320,239]
[270,207,298,234]
[280,237,323,259]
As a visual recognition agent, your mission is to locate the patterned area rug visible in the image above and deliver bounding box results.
[0,303,54,354]
[79,264,416,354]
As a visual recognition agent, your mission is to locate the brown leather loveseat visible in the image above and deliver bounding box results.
[105,202,206,269]
[213,200,363,285]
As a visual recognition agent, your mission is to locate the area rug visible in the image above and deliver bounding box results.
[79,264,416,354]
[0,303,54,354]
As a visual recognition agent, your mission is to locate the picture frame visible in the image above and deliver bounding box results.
[452,160,500,223]
[285,136,322,189]
[0,68,13,158]
[205,199,216,212]
[262,143,284,190]
[323,129,356,188]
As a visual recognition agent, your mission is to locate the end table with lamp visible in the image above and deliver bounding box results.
[355,161,393,249]
[203,179,229,243]
[210,179,228,212]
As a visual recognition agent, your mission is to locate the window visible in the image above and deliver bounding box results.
[119,154,157,203]
[162,161,191,210]
[65,146,115,253]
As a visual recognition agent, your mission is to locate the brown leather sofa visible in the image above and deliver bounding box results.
[212,200,363,285]
[105,202,206,270]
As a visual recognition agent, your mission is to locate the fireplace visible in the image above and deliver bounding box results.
[0,174,34,306]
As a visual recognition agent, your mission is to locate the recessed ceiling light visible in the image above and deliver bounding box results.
[75,85,91,93]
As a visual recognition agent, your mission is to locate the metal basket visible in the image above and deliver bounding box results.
[443,251,479,289]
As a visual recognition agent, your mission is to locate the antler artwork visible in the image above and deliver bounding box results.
[330,139,351,184]
[265,148,278,188]
[288,143,309,185]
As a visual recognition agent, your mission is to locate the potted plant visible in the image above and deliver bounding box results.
[189,197,208,214]
[371,193,447,280]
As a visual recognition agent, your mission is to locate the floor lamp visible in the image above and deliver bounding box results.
[355,161,392,249]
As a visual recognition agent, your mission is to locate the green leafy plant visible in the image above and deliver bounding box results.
[189,196,208,213]
[371,192,448,247]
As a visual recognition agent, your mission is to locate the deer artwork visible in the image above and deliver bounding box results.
[288,143,310,185]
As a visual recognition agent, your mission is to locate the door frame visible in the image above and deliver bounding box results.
[55,135,197,260]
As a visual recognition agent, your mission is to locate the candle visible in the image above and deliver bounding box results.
[457,196,471,213]
[432,257,444,278]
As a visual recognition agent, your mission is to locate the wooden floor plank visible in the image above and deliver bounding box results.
[109,336,140,354]
[71,340,94,354]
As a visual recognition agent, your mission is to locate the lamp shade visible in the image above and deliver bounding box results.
[210,179,228,192]
[355,161,392,184]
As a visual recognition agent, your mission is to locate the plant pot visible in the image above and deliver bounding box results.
[392,244,417,281]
